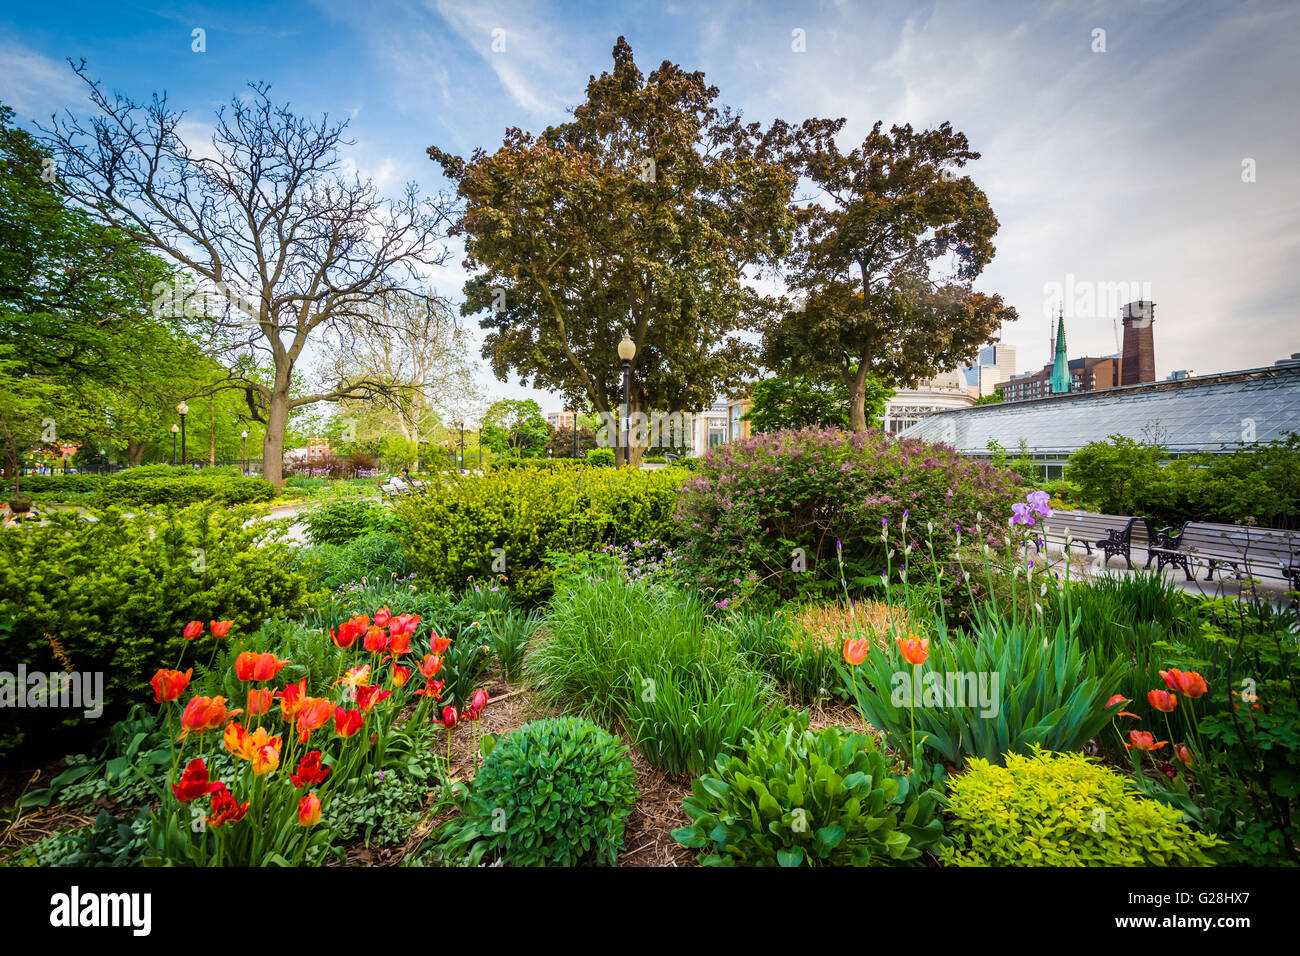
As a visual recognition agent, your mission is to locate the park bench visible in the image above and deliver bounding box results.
[1145,521,1300,585]
[1034,510,1152,570]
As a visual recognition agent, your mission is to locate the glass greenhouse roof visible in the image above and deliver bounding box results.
[897,364,1300,456]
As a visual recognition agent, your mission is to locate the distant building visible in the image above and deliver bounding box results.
[1120,301,1157,386]
[998,356,1122,402]
[1275,353,1300,367]
[1166,369,1196,381]
[547,409,577,430]
[961,343,1017,397]
[882,370,976,434]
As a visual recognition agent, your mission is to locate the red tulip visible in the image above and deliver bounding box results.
[207,785,250,827]
[1148,689,1178,713]
[1175,744,1196,766]
[1106,694,1128,708]
[391,665,411,688]
[355,685,392,713]
[429,633,452,655]
[389,633,411,657]
[1160,669,1208,699]
[278,678,309,723]
[374,607,392,628]
[209,620,234,639]
[896,634,929,666]
[439,705,459,728]
[470,688,489,712]
[234,651,290,682]
[297,792,322,827]
[183,621,205,641]
[415,679,444,699]
[291,751,331,788]
[151,667,192,703]
[418,655,443,679]
[843,638,869,667]
[172,758,223,802]
[334,707,364,738]
[332,616,367,649]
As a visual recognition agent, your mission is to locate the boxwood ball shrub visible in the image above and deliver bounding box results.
[939,749,1221,866]
[673,719,946,866]
[444,717,638,866]
[395,466,686,604]
[675,427,1021,605]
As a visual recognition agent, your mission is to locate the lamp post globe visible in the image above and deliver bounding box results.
[176,402,189,467]
[171,423,179,465]
[240,430,249,474]
[617,332,636,467]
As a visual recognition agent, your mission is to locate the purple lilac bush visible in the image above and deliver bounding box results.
[674,427,1022,604]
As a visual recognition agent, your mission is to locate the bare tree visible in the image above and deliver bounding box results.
[42,62,455,483]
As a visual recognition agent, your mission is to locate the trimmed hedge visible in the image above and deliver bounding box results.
[675,428,1022,605]
[0,505,309,756]
[12,465,276,507]
[394,467,687,604]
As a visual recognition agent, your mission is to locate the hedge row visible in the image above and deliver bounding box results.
[12,465,276,506]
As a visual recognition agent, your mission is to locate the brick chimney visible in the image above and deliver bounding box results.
[1120,301,1156,385]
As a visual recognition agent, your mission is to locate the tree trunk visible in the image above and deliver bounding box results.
[127,440,146,467]
[262,387,291,485]
[209,400,216,467]
[847,358,871,432]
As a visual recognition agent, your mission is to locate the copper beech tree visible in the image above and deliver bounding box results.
[429,38,795,465]
[43,63,454,483]
[764,118,1017,432]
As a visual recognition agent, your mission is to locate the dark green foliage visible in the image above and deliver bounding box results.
[721,608,844,706]
[483,608,542,684]
[0,505,308,756]
[16,465,276,507]
[328,752,445,847]
[293,531,412,592]
[672,718,946,866]
[11,809,151,867]
[440,717,638,866]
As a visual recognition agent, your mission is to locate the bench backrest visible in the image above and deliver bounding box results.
[1042,511,1148,543]
[1176,522,1298,562]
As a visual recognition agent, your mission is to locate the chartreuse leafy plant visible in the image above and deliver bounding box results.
[438,717,638,866]
[837,606,1127,768]
[940,749,1220,866]
[672,718,946,867]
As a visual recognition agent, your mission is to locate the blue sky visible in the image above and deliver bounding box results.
[2,0,1297,414]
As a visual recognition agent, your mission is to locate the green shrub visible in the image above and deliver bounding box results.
[722,607,843,705]
[328,753,444,848]
[15,465,276,507]
[672,718,946,866]
[939,749,1220,866]
[675,428,1020,606]
[0,505,308,756]
[293,530,412,593]
[10,809,151,867]
[441,717,638,866]
[585,448,614,467]
[300,499,401,546]
[395,466,685,604]
[484,608,541,684]
[837,604,1127,768]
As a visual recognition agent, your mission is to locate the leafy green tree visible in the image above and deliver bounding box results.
[481,399,549,458]
[428,38,795,465]
[1064,434,1164,514]
[763,119,1017,431]
[742,374,894,433]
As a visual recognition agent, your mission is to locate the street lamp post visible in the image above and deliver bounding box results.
[240,430,249,475]
[617,331,636,467]
[460,421,465,474]
[171,424,179,465]
[177,402,189,467]
[572,413,577,460]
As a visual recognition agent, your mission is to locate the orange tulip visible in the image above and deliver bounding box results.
[234,651,290,682]
[1160,669,1208,699]
[896,634,929,666]
[183,621,205,641]
[278,679,309,723]
[247,688,274,716]
[179,696,234,739]
[209,620,234,639]
[297,792,322,826]
[429,633,452,656]
[843,638,870,667]
[1175,744,1196,766]
[418,655,443,679]
[1127,730,1168,752]
[223,721,248,757]
[389,633,412,657]
[251,741,280,775]
[1148,689,1178,713]
[364,627,390,654]
[295,697,334,743]
[391,665,411,688]
[1105,694,1128,708]
[151,667,192,704]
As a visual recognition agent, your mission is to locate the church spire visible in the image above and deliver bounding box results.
[1050,307,1070,394]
